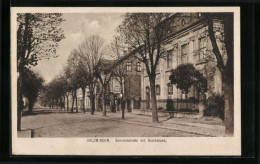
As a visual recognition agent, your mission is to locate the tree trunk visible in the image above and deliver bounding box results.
[131,98,134,111]
[102,88,106,116]
[75,92,78,113]
[185,92,188,110]
[120,82,124,119]
[119,98,121,111]
[71,92,74,113]
[101,83,107,116]
[56,99,59,109]
[121,98,124,119]
[17,15,30,131]
[82,88,86,113]
[223,73,234,136]
[60,97,63,109]
[51,99,54,109]
[90,92,95,115]
[28,98,33,113]
[95,94,99,111]
[66,95,69,111]
[208,15,234,136]
[17,75,23,131]
[149,76,159,123]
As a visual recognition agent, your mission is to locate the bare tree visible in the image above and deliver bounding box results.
[96,61,113,116]
[78,35,106,115]
[64,49,81,113]
[118,13,174,122]
[72,60,90,113]
[109,36,128,119]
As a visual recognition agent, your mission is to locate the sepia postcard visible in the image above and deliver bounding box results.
[11,7,241,156]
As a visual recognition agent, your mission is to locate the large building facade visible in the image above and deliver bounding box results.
[139,13,225,110]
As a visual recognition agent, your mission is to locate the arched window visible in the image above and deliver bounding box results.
[167,84,173,95]
[156,85,160,95]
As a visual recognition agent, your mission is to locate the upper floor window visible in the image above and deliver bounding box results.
[181,44,188,63]
[167,50,173,68]
[136,62,141,72]
[198,37,207,60]
[167,84,173,95]
[156,85,160,95]
[126,62,132,71]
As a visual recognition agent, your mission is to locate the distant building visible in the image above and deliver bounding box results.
[108,53,142,111]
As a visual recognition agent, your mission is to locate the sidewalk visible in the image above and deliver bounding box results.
[93,110,225,137]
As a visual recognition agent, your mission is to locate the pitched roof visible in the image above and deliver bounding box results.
[105,13,211,72]
[100,59,116,73]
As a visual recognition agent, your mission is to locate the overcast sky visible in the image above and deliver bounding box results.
[32,13,124,83]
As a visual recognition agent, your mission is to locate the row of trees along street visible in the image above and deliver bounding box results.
[41,35,107,116]
[17,13,234,135]
[17,13,65,131]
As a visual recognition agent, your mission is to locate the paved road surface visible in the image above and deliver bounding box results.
[19,108,201,137]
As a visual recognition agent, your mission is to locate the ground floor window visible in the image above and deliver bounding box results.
[168,83,173,95]
[156,85,160,95]
[181,90,187,99]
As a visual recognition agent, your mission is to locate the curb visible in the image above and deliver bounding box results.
[92,114,214,137]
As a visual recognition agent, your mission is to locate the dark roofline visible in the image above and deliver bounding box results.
[107,46,143,71]
[107,13,217,71]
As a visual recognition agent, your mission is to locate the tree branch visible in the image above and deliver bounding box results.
[208,18,225,74]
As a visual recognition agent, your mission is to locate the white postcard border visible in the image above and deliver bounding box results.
[11,7,241,156]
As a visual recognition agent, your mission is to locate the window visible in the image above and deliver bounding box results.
[181,44,188,63]
[146,86,150,93]
[182,19,185,26]
[136,62,141,72]
[156,85,160,95]
[126,62,132,71]
[181,90,187,100]
[167,50,173,68]
[167,84,173,95]
[146,86,150,100]
[198,37,207,60]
